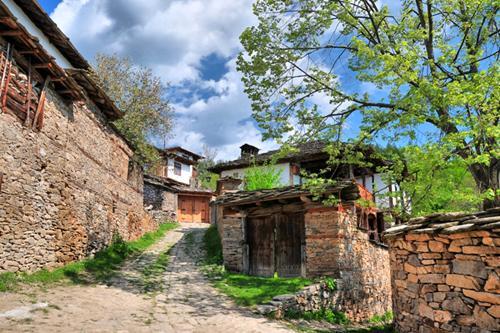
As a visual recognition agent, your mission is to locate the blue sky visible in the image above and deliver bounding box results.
[40,0,280,160]
[38,0,410,160]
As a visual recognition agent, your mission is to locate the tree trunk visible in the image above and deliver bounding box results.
[469,158,499,209]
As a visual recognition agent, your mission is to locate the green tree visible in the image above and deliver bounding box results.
[380,144,482,217]
[91,54,174,165]
[244,162,284,191]
[238,0,499,209]
[197,145,220,191]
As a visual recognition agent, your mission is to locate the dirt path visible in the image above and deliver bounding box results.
[0,224,293,333]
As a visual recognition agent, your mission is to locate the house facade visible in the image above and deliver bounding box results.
[0,0,156,272]
[209,141,405,210]
[145,147,213,223]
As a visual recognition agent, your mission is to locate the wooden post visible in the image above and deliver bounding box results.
[0,43,11,113]
[32,76,51,130]
[241,210,249,274]
[24,58,32,126]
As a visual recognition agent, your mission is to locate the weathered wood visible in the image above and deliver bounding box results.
[247,215,275,277]
[32,76,50,130]
[275,212,304,277]
[24,59,32,125]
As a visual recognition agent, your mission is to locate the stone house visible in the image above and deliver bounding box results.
[212,180,391,320]
[384,209,500,332]
[209,141,406,210]
[0,0,157,272]
[145,146,213,223]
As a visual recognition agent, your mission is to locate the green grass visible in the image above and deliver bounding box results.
[285,308,350,325]
[202,225,312,306]
[0,222,179,292]
[141,250,171,293]
[215,274,313,306]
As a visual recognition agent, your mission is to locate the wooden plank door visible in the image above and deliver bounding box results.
[178,196,193,222]
[247,216,275,277]
[275,213,304,277]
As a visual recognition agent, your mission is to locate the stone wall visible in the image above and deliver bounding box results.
[0,86,157,272]
[304,208,392,320]
[219,213,245,273]
[385,211,500,332]
[143,181,178,221]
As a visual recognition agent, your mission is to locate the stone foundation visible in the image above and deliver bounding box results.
[385,210,500,332]
[0,87,156,272]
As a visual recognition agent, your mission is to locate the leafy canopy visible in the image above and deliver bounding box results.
[238,0,499,208]
[91,54,174,165]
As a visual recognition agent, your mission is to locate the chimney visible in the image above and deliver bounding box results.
[240,144,260,159]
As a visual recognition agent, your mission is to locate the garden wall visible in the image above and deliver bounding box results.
[385,209,500,332]
[0,87,156,273]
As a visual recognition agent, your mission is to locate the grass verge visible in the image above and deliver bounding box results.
[201,225,312,306]
[0,222,179,292]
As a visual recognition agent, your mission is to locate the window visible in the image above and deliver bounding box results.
[174,161,182,176]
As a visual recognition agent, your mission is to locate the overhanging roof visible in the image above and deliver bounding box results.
[0,1,83,100]
[12,0,89,69]
[213,180,360,207]
[66,69,123,120]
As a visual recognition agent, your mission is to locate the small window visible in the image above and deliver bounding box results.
[174,161,182,176]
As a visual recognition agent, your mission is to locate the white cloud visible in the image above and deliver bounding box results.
[51,0,279,161]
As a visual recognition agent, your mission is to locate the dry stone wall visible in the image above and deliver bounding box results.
[0,88,156,272]
[304,208,392,321]
[385,209,500,333]
[219,215,245,272]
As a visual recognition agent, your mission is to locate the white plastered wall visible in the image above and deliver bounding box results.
[167,158,192,185]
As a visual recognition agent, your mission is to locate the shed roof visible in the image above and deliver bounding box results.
[213,180,360,207]
[383,208,500,240]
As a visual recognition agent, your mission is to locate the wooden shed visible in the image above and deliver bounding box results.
[213,181,389,278]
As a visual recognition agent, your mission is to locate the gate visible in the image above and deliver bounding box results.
[246,212,304,277]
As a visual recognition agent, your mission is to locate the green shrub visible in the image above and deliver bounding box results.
[243,162,283,191]
[203,225,223,265]
[324,277,336,291]
[369,311,394,324]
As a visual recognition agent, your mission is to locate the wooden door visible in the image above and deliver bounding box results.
[178,195,210,223]
[247,216,275,277]
[275,213,304,277]
[178,196,193,222]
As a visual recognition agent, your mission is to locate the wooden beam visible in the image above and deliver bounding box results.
[0,30,23,37]
[32,63,52,69]
[300,195,312,203]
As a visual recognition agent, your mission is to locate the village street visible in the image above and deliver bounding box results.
[0,224,293,333]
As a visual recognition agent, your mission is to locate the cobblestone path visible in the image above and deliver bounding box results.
[0,223,293,333]
[156,224,293,333]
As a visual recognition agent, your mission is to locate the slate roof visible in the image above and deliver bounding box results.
[12,0,90,68]
[213,180,360,206]
[208,141,329,173]
[208,141,389,173]
[144,174,213,195]
[383,208,500,239]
